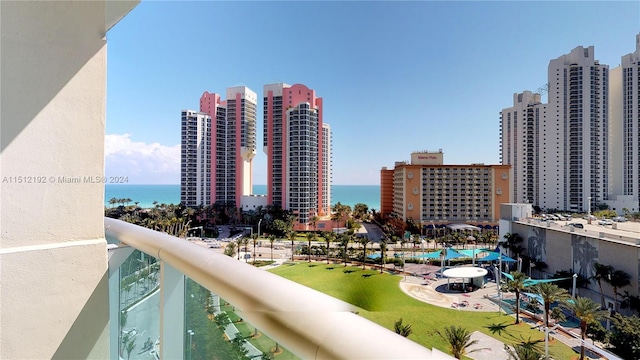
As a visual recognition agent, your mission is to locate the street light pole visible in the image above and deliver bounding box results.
[498,254,503,315]
[572,273,578,298]
[403,247,406,281]
[187,330,194,360]
[529,262,533,278]
[431,221,436,249]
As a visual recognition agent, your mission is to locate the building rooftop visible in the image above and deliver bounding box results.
[516,216,640,246]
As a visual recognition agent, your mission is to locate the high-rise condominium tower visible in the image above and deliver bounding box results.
[619,35,640,202]
[263,83,331,227]
[501,46,608,212]
[181,86,257,208]
[549,46,608,212]
[500,92,547,206]
[180,110,211,207]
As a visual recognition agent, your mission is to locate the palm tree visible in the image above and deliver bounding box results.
[504,271,528,324]
[125,335,136,360]
[287,231,297,262]
[435,325,481,359]
[504,344,543,360]
[411,234,421,257]
[394,318,412,337]
[306,232,316,262]
[339,233,350,267]
[242,236,250,263]
[563,296,609,360]
[502,233,523,258]
[591,262,612,309]
[267,235,276,261]
[320,231,335,264]
[251,234,259,264]
[379,237,388,274]
[530,283,570,328]
[607,269,631,311]
[550,307,566,324]
[360,236,370,270]
[309,214,319,232]
[236,237,243,261]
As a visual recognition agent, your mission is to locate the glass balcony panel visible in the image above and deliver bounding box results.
[113,249,161,360]
[185,278,299,360]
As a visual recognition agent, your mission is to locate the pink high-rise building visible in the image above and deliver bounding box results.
[181,86,257,207]
[263,83,331,227]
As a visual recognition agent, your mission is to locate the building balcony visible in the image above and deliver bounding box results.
[105,219,449,359]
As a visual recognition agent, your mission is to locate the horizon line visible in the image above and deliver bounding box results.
[105,183,381,186]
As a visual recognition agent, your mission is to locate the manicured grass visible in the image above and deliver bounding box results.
[249,260,276,267]
[269,262,579,359]
[220,303,299,359]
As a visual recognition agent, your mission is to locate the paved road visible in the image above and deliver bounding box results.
[125,290,160,360]
[361,222,384,241]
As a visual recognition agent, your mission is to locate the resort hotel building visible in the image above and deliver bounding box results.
[501,34,640,214]
[380,150,512,226]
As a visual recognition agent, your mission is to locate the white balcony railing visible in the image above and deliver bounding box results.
[105,218,452,359]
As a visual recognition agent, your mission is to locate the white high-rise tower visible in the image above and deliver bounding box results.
[548,46,609,212]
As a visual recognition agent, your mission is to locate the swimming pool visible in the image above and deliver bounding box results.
[487,296,542,315]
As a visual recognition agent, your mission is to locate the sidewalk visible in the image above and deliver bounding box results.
[211,294,264,358]
[399,272,606,359]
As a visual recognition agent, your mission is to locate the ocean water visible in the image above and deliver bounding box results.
[105,184,380,210]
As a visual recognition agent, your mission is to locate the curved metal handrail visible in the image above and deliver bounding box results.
[105,218,446,359]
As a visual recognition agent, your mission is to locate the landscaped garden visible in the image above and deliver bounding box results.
[269,262,580,359]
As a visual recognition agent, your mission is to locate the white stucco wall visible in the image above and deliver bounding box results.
[0,1,137,358]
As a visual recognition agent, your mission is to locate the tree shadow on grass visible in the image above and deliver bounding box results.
[485,322,514,336]
[344,269,357,274]
[487,323,548,352]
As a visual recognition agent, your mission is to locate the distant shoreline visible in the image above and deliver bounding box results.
[105,184,381,211]
[105,183,380,186]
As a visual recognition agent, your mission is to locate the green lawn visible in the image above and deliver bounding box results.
[269,262,579,359]
[220,303,299,359]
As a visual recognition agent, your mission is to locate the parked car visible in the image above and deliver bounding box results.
[583,214,597,221]
[568,223,584,229]
[598,219,613,226]
[613,216,628,222]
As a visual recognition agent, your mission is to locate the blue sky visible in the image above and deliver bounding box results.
[106,1,640,185]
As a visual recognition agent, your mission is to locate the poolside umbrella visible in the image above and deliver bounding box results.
[457,248,490,266]
[416,250,445,259]
[419,249,466,260]
[476,252,517,263]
